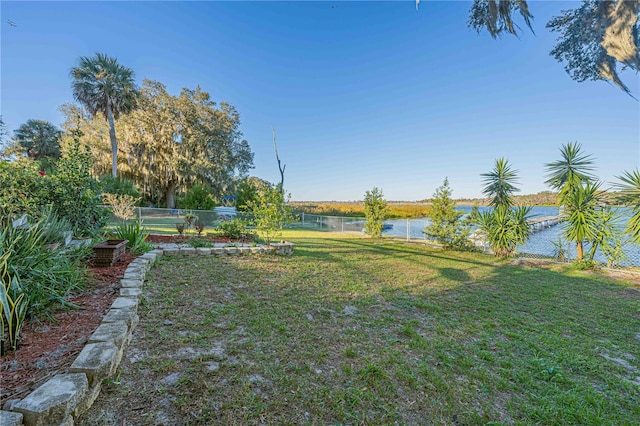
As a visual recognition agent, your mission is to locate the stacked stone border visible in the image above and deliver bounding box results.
[1,242,293,426]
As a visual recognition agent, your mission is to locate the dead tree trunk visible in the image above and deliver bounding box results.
[272,127,286,193]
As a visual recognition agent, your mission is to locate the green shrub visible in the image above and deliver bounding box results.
[114,221,151,255]
[1,213,88,350]
[187,237,213,248]
[0,159,49,226]
[47,137,108,236]
[178,184,217,210]
[216,219,248,240]
[1,131,108,237]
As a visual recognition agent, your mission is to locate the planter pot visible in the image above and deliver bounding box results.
[92,239,128,266]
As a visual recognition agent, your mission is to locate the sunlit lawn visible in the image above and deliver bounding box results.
[96,231,640,424]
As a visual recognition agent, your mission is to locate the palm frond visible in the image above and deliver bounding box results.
[481,157,520,208]
[544,142,596,194]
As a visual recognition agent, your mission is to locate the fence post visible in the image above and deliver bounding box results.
[320,216,323,230]
[341,217,344,233]
[406,219,410,242]
[424,220,427,244]
[138,207,142,225]
[302,212,305,227]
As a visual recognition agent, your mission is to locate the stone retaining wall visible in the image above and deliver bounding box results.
[1,242,293,426]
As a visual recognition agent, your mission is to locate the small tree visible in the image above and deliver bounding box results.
[424,178,472,250]
[249,185,293,245]
[363,187,388,238]
[46,129,108,236]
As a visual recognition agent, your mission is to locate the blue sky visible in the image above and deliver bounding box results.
[2,1,638,201]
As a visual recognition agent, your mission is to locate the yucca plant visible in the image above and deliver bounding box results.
[1,213,88,327]
[475,205,531,257]
[475,158,531,257]
[115,220,150,254]
[0,245,28,354]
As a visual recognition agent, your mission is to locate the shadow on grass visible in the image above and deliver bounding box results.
[89,236,640,425]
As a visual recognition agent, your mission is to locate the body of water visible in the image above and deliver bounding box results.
[382,206,639,267]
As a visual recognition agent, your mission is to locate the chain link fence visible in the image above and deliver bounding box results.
[104,206,252,235]
[104,207,639,270]
[290,212,640,270]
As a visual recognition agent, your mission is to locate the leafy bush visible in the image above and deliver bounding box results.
[0,159,49,226]
[1,134,108,237]
[235,177,271,212]
[47,136,108,236]
[178,184,217,210]
[216,219,248,240]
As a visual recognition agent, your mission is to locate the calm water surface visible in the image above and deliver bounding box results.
[383,206,639,266]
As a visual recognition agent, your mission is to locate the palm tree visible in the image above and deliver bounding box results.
[70,53,138,177]
[563,181,601,261]
[614,169,640,244]
[481,157,519,208]
[545,143,600,261]
[544,142,595,202]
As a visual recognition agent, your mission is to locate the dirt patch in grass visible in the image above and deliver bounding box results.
[0,251,137,405]
[511,257,640,288]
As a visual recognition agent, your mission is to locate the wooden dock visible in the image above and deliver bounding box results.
[469,215,562,248]
[527,216,562,233]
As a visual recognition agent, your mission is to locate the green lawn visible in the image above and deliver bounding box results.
[97,231,640,425]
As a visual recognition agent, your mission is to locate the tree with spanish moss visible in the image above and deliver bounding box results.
[466,0,639,96]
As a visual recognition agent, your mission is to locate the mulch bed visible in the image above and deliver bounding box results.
[0,234,251,406]
[145,234,236,244]
[0,251,137,406]
[0,234,247,406]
